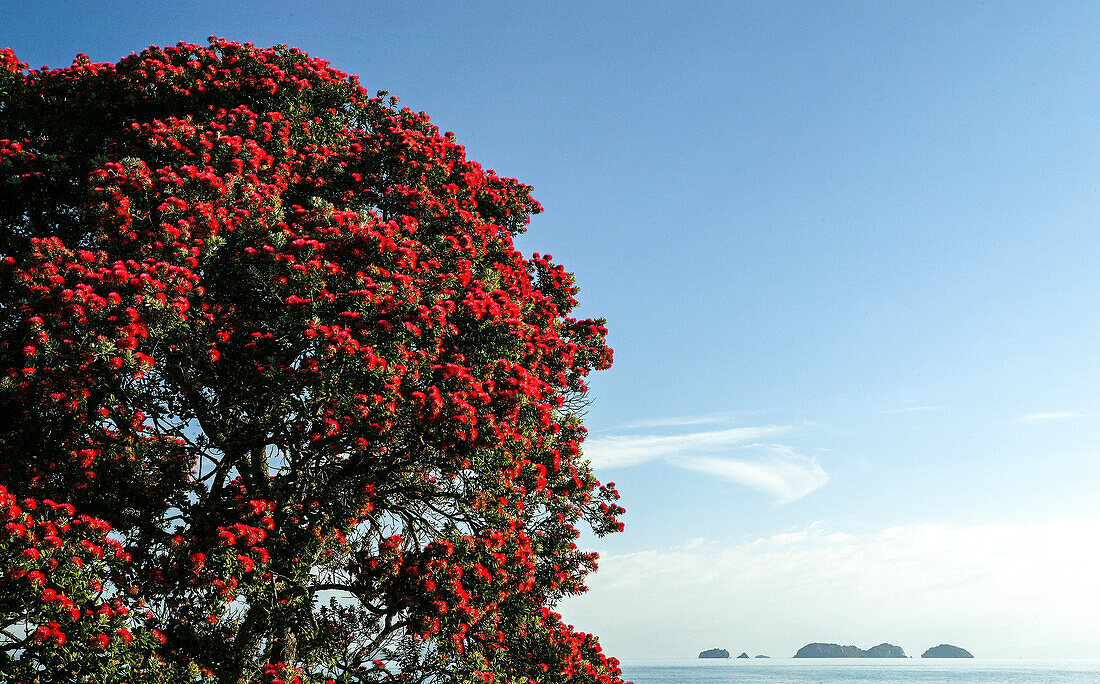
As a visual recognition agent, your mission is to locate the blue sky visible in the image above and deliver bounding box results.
[5,0,1100,661]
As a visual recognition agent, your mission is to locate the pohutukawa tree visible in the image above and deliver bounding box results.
[0,39,624,684]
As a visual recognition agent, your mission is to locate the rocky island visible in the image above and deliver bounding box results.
[794,643,907,658]
[922,644,973,658]
[737,652,749,659]
[698,648,730,659]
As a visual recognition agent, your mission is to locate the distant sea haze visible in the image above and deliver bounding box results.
[618,658,1100,684]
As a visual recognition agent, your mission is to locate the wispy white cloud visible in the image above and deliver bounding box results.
[1015,410,1082,423]
[881,405,948,414]
[562,519,1100,660]
[584,424,826,503]
[614,410,762,430]
[582,425,792,469]
[672,446,829,503]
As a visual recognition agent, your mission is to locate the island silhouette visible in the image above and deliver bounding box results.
[922,644,973,658]
[697,648,730,658]
[698,642,971,659]
[794,643,906,658]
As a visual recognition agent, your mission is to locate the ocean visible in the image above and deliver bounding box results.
[616,659,1100,683]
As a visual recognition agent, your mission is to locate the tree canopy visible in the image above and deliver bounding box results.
[0,38,624,684]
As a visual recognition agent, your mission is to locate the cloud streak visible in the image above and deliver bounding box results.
[614,410,762,430]
[583,424,827,503]
[672,447,829,503]
[1015,410,1082,423]
[582,425,792,470]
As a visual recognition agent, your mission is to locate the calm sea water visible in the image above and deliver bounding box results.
[617,659,1100,683]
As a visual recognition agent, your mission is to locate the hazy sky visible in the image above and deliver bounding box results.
[4,0,1100,661]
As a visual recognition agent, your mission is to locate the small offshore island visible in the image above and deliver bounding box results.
[794,643,907,658]
[922,644,974,658]
[698,648,772,659]
[698,648,730,658]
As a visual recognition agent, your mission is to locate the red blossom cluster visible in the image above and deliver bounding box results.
[0,38,624,683]
[0,485,171,680]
